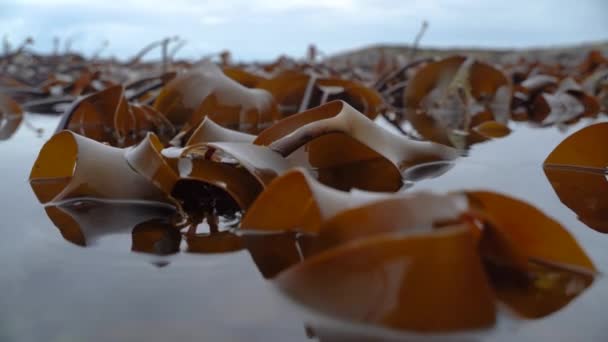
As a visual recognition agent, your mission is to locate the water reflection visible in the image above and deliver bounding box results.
[42,199,250,258]
[132,219,182,255]
[544,167,608,233]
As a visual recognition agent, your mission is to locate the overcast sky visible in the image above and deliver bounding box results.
[1,0,607,61]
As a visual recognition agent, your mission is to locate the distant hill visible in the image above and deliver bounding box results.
[328,41,608,67]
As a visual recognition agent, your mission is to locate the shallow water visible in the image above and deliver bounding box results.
[1,114,608,341]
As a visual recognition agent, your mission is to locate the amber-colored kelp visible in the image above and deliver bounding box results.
[21,48,607,336]
[544,122,608,233]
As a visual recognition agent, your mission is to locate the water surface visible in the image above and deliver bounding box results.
[1,114,607,341]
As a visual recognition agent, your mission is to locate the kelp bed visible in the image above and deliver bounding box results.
[1,45,608,341]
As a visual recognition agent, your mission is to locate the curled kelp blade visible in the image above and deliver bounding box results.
[130,104,176,143]
[181,142,290,186]
[174,142,291,209]
[240,168,388,233]
[516,75,601,125]
[311,192,470,254]
[532,91,598,126]
[29,130,169,204]
[256,100,458,173]
[0,93,24,140]
[544,122,608,169]
[468,191,596,318]
[124,132,180,196]
[176,160,261,210]
[543,123,608,232]
[124,71,177,103]
[275,226,496,332]
[223,66,267,88]
[253,180,594,324]
[403,56,511,147]
[485,252,595,319]
[45,201,174,248]
[186,117,256,146]
[57,85,136,147]
[256,70,384,119]
[469,191,595,272]
[255,100,403,191]
[154,61,279,133]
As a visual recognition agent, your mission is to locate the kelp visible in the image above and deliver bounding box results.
[56,85,176,147]
[403,56,511,147]
[174,142,291,209]
[20,47,608,336]
[30,130,170,204]
[255,100,458,191]
[56,85,133,146]
[239,169,595,330]
[241,168,389,233]
[472,120,511,139]
[0,93,23,140]
[186,117,255,145]
[529,78,600,125]
[153,61,279,133]
[276,226,496,332]
[256,70,384,118]
[544,122,608,233]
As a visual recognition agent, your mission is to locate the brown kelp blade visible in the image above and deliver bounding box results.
[544,122,608,232]
[186,117,255,145]
[124,132,180,196]
[256,100,458,172]
[240,168,388,233]
[256,71,383,119]
[57,85,136,146]
[403,56,511,147]
[0,93,24,140]
[312,192,469,254]
[244,174,596,323]
[154,60,278,133]
[175,142,291,209]
[472,121,511,139]
[469,191,596,318]
[469,191,595,271]
[275,226,496,332]
[30,130,169,204]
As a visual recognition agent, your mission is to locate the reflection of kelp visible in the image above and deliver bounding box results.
[185,231,243,254]
[44,200,247,256]
[544,122,608,233]
[544,167,608,233]
[44,201,175,248]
